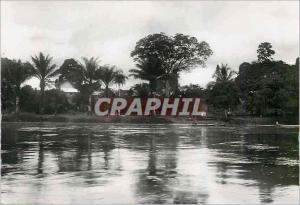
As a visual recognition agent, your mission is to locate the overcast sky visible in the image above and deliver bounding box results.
[1,1,299,91]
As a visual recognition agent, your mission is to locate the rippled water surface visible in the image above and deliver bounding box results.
[1,122,299,204]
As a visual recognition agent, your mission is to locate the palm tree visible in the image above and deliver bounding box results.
[209,64,237,119]
[129,57,163,94]
[29,52,58,114]
[213,64,236,83]
[98,65,117,97]
[80,57,102,113]
[1,58,33,114]
[80,57,101,93]
[114,70,128,97]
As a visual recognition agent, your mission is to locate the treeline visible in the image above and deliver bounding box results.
[1,33,298,118]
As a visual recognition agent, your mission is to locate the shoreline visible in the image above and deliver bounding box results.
[2,113,298,126]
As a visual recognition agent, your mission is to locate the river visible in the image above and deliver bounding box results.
[1,122,299,204]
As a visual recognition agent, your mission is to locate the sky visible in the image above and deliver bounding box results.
[1,1,299,91]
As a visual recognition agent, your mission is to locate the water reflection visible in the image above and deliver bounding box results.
[1,123,299,204]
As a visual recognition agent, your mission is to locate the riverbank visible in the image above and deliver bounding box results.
[2,113,298,126]
[2,113,211,124]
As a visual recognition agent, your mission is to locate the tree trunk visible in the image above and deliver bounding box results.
[165,80,170,97]
[37,134,44,175]
[149,79,156,95]
[105,85,109,97]
[15,85,20,114]
[40,80,45,114]
[15,96,20,114]
[88,95,92,115]
[224,109,228,121]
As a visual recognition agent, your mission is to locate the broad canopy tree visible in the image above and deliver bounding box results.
[234,42,296,116]
[235,60,296,116]
[131,33,213,96]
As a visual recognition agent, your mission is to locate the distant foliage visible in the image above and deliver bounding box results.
[235,59,298,116]
[128,83,151,97]
[1,40,298,120]
[19,85,70,114]
[179,84,205,98]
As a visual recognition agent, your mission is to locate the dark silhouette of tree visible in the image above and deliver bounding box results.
[280,57,299,117]
[1,58,33,114]
[235,59,297,117]
[207,64,239,114]
[129,57,164,94]
[213,64,236,83]
[131,33,213,96]
[28,52,59,114]
[257,42,275,63]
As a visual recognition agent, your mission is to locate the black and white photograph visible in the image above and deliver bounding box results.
[1,1,299,204]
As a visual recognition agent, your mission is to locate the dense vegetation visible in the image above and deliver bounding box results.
[1,33,298,120]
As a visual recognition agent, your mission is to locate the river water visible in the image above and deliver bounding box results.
[1,122,299,204]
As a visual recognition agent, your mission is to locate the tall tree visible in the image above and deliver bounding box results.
[207,64,238,116]
[29,53,59,114]
[114,70,128,97]
[98,65,117,97]
[257,42,275,63]
[131,33,213,96]
[1,58,33,113]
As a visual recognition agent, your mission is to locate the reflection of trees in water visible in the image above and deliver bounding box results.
[133,129,179,204]
[1,124,36,175]
[2,124,123,187]
[2,124,298,204]
[1,125,20,172]
[53,131,121,186]
[173,126,209,204]
[133,126,210,204]
[148,135,156,176]
[206,127,298,204]
[37,133,44,176]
